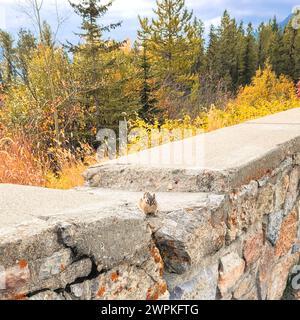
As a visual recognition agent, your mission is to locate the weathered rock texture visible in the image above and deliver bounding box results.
[156,157,300,301]
[1,109,300,300]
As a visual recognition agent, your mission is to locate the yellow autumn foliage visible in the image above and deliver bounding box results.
[130,64,299,144]
[203,64,299,131]
[2,64,298,190]
[45,143,96,190]
[45,162,87,190]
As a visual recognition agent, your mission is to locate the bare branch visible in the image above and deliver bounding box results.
[16,0,69,45]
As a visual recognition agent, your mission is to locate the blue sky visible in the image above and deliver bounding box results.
[0,0,299,43]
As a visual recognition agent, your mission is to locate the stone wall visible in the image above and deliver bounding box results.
[156,155,300,300]
[0,185,169,300]
[1,109,300,300]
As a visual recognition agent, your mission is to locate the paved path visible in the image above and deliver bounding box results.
[105,108,300,169]
[85,108,300,192]
[0,184,209,229]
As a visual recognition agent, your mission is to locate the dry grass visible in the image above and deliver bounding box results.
[2,65,297,190]
[0,132,95,190]
[0,134,46,186]
[45,143,96,190]
[45,161,88,190]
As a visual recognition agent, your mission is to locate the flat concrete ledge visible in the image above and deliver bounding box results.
[0,184,214,228]
[84,108,300,192]
[0,184,225,300]
[2,109,300,300]
[2,108,300,300]
[0,185,150,269]
[0,184,218,252]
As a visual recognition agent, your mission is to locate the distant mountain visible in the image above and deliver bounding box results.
[253,14,294,38]
[279,14,293,29]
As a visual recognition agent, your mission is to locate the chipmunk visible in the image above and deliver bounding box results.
[139,192,158,216]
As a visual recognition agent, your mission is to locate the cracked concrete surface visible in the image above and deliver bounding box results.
[84,108,300,192]
[1,109,300,300]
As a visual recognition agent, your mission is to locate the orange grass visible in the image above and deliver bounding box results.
[0,131,96,189]
[0,134,46,186]
[45,143,96,189]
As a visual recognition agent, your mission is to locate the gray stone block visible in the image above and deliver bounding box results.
[29,290,65,300]
[153,203,226,274]
[267,211,284,246]
[168,264,218,300]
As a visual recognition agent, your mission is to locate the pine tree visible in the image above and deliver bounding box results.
[294,29,300,81]
[138,42,158,123]
[235,21,246,87]
[15,29,37,85]
[217,11,239,90]
[190,18,205,75]
[257,22,273,68]
[69,0,121,123]
[138,0,204,116]
[69,0,121,48]
[281,20,299,81]
[243,23,258,84]
[0,31,15,85]
[41,22,54,47]
[206,25,220,75]
[269,17,286,76]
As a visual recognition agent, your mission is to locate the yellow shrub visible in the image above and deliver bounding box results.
[128,115,204,153]
[45,144,96,190]
[5,64,297,190]
[45,162,87,190]
[129,64,299,148]
[203,64,299,131]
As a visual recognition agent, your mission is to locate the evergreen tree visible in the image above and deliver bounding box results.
[15,29,37,85]
[190,18,205,75]
[41,22,55,48]
[235,21,246,87]
[281,20,299,81]
[269,17,286,76]
[0,31,15,85]
[294,28,300,81]
[69,0,121,48]
[69,0,121,124]
[243,23,258,84]
[206,25,220,75]
[138,42,158,122]
[257,22,273,68]
[138,0,204,116]
[217,11,239,90]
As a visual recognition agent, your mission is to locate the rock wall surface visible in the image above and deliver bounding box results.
[1,109,300,300]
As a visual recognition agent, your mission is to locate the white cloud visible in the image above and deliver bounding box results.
[204,16,221,28]
[0,8,6,29]
[110,0,154,18]
[0,0,298,41]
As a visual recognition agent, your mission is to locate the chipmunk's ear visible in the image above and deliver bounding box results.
[152,193,156,199]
